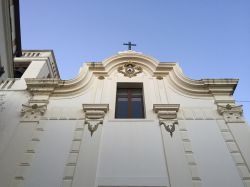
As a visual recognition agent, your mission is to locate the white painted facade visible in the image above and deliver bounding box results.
[0,50,250,187]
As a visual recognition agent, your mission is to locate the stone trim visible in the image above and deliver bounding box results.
[62,122,84,187]
[178,122,203,186]
[12,122,46,186]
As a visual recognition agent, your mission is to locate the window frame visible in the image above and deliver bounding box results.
[115,83,145,119]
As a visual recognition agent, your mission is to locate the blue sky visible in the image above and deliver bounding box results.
[20,0,250,122]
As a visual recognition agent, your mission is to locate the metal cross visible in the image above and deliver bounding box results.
[123,42,136,50]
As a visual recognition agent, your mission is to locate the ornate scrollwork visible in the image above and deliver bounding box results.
[217,103,244,123]
[21,103,47,120]
[160,120,178,137]
[118,61,142,78]
[85,121,103,137]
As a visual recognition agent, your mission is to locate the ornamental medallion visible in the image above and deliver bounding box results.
[118,61,142,78]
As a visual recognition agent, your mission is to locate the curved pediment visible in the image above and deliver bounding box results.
[25,51,238,97]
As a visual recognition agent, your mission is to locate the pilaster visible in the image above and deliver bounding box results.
[154,104,202,187]
[216,102,250,187]
[67,104,108,187]
[11,79,58,187]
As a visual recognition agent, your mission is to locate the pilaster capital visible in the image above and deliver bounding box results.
[153,104,180,137]
[82,104,109,136]
[217,103,244,123]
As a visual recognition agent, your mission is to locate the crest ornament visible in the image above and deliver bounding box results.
[217,103,244,123]
[118,61,142,78]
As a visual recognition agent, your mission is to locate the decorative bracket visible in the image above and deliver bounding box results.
[153,104,180,137]
[118,61,142,78]
[217,103,244,123]
[82,104,109,136]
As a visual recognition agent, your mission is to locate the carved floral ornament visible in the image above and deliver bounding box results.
[153,104,180,137]
[21,103,47,120]
[117,61,142,78]
[217,103,244,123]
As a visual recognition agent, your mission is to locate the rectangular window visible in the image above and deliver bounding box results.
[115,83,145,118]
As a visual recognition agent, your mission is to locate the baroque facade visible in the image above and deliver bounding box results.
[0,49,250,187]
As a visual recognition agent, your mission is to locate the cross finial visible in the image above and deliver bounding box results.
[123,42,136,50]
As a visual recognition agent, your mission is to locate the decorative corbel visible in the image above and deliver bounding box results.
[217,103,244,123]
[153,104,180,137]
[82,104,109,137]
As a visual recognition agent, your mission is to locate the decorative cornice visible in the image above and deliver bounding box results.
[217,103,244,123]
[21,52,238,98]
[82,104,109,136]
[25,78,60,95]
[82,104,109,113]
[154,104,180,137]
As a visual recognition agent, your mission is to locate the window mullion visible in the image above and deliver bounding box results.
[128,89,132,118]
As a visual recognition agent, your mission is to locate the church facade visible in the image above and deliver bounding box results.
[0,49,250,187]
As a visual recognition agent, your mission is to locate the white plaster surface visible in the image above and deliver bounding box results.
[0,122,35,187]
[186,120,244,187]
[228,122,250,169]
[23,120,75,187]
[0,91,29,156]
[97,121,169,187]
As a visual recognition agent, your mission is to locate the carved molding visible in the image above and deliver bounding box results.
[153,104,180,137]
[217,103,244,123]
[25,78,60,95]
[21,103,47,121]
[118,61,142,78]
[82,104,109,136]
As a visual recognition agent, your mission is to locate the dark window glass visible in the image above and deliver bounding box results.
[115,88,144,118]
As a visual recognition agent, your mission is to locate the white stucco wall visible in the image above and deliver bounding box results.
[97,121,169,186]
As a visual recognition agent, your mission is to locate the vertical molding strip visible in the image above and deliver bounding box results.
[179,122,202,187]
[11,121,45,187]
[62,121,84,187]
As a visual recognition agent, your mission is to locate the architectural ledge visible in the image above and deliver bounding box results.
[202,78,238,95]
[153,104,180,120]
[153,104,180,113]
[82,104,109,113]
[25,78,60,94]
